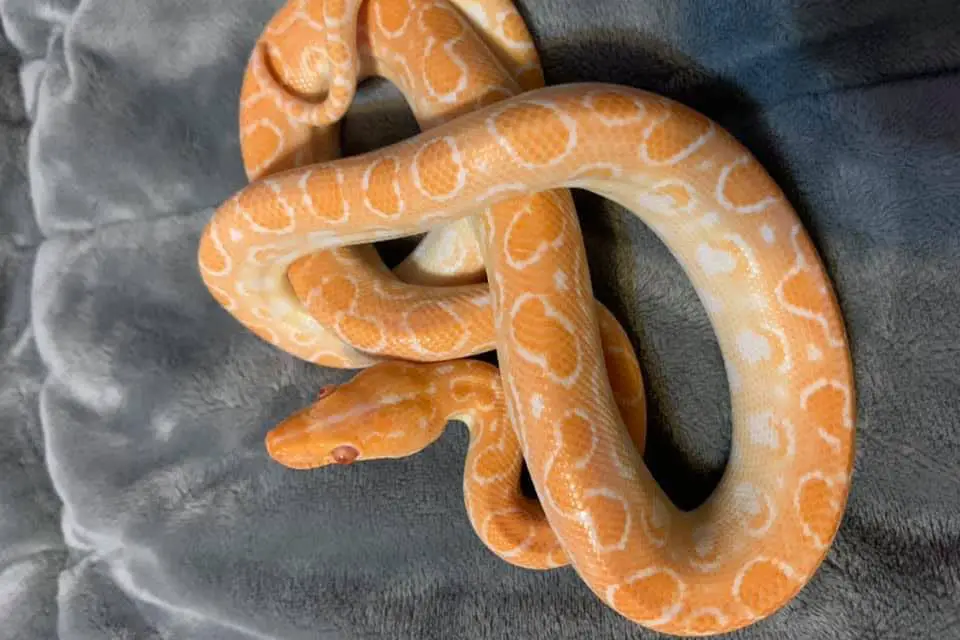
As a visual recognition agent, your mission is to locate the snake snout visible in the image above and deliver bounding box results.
[264,418,321,469]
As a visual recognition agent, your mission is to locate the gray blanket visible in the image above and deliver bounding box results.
[2,0,959,638]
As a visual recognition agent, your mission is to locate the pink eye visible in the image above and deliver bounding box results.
[330,445,359,465]
[316,385,337,400]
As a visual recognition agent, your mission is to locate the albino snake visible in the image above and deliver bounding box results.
[197,0,856,634]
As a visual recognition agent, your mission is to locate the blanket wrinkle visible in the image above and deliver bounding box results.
[1,0,959,638]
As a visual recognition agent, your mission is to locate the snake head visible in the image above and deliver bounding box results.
[264,362,441,470]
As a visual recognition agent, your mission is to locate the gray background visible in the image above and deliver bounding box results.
[2,0,959,638]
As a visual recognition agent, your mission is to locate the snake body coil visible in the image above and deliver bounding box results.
[198,0,856,634]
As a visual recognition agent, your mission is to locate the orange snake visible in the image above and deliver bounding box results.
[197,0,856,634]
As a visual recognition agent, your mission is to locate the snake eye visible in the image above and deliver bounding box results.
[330,445,359,465]
[316,384,337,400]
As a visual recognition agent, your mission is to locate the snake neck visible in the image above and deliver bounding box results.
[428,359,504,432]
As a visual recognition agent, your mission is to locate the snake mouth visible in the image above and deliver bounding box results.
[267,454,322,470]
[264,430,319,469]
[264,412,324,469]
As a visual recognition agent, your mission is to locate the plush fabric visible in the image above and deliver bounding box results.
[2,0,959,637]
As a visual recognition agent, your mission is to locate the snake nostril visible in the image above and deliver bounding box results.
[331,445,359,465]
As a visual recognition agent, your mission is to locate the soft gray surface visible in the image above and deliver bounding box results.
[2,0,959,638]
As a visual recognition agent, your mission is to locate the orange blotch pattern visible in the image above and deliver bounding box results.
[492,103,573,166]
[500,13,528,44]
[589,91,645,124]
[245,123,282,165]
[558,410,595,465]
[735,559,796,614]
[484,509,534,553]
[303,168,348,221]
[796,475,842,547]
[420,4,464,38]
[198,236,227,274]
[603,356,646,453]
[377,0,411,33]
[805,382,849,443]
[542,456,578,514]
[778,265,845,343]
[302,0,326,24]
[511,297,579,380]
[471,445,509,483]
[424,45,467,96]
[365,158,403,216]
[611,569,683,624]
[683,610,726,635]
[643,107,712,164]
[502,196,566,266]
[311,273,357,313]
[325,41,351,66]
[406,305,467,353]
[236,183,292,231]
[451,377,497,408]
[415,139,463,198]
[583,492,630,549]
[721,158,779,210]
[338,315,384,351]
